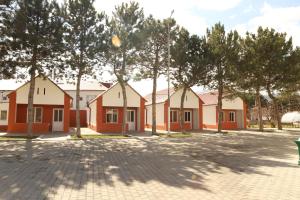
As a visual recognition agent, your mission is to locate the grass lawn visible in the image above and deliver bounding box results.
[71,134,129,140]
[0,136,38,141]
[158,132,192,138]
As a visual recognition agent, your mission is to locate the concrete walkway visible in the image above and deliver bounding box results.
[0,130,299,200]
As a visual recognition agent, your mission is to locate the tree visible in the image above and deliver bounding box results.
[9,0,64,136]
[259,27,300,130]
[0,0,16,79]
[171,28,210,132]
[107,2,144,135]
[62,0,107,137]
[206,23,240,132]
[135,15,176,135]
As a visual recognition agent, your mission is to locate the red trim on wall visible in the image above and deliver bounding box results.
[0,125,8,132]
[164,101,168,130]
[96,96,103,132]
[243,101,247,129]
[199,97,203,130]
[69,110,87,127]
[7,92,70,133]
[7,91,16,133]
[140,97,145,132]
[64,94,71,133]
[204,108,238,130]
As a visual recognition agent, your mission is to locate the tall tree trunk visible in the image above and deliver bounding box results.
[179,86,187,133]
[152,66,158,135]
[120,81,127,135]
[120,51,127,135]
[27,68,36,137]
[75,70,82,137]
[217,83,223,133]
[256,87,263,131]
[266,86,282,130]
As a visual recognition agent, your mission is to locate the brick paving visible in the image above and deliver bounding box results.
[0,130,299,200]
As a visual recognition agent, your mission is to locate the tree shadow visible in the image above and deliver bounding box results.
[0,131,298,199]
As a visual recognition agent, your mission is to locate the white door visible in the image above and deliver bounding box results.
[127,110,135,131]
[53,109,64,132]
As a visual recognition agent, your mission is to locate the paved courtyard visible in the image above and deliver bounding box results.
[0,130,299,200]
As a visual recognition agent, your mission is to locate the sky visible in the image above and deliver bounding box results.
[62,0,300,96]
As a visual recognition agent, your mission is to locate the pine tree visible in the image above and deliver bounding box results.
[206,23,240,133]
[9,0,64,136]
[0,0,16,78]
[135,15,176,135]
[171,28,210,132]
[107,2,144,135]
[62,0,107,137]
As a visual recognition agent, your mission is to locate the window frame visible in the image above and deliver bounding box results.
[229,111,236,122]
[184,111,191,122]
[0,110,7,121]
[170,110,178,123]
[27,107,43,123]
[106,108,118,123]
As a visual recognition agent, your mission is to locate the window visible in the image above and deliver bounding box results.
[170,110,178,123]
[184,111,191,122]
[127,110,134,122]
[118,92,121,98]
[106,109,118,123]
[0,110,7,120]
[54,109,63,122]
[37,88,39,94]
[229,111,235,122]
[28,107,43,123]
[34,107,42,123]
[43,88,46,95]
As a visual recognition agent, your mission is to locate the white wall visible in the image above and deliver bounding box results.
[146,105,152,125]
[0,102,9,125]
[66,90,103,109]
[203,105,216,125]
[170,88,199,108]
[90,101,97,126]
[222,97,244,110]
[102,83,141,107]
[156,103,165,125]
[146,103,165,126]
[16,77,65,105]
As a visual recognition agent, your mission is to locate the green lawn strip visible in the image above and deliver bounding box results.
[70,134,128,140]
[158,132,192,138]
[0,136,38,141]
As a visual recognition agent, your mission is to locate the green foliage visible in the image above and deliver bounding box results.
[0,0,16,78]
[171,28,210,88]
[206,23,240,90]
[107,1,144,82]
[62,0,107,79]
[135,15,176,80]
[9,0,65,78]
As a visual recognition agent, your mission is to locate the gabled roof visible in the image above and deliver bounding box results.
[57,80,108,91]
[89,82,146,105]
[144,88,176,105]
[0,78,108,91]
[145,87,203,105]
[198,91,241,105]
[7,75,72,99]
[198,91,218,105]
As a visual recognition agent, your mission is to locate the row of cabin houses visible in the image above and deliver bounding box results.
[0,75,247,134]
